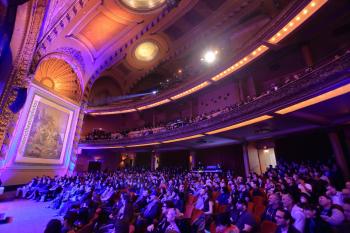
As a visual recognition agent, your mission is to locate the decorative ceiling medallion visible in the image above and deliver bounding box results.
[120,0,166,12]
[134,41,160,62]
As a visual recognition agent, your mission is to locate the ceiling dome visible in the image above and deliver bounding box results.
[34,58,82,102]
[120,0,166,11]
[134,41,160,62]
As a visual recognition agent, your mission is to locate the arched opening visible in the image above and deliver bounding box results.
[33,58,82,102]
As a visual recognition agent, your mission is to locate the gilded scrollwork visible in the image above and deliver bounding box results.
[0,0,49,159]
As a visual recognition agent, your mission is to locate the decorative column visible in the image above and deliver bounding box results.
[238,79,245,101]
[242,144,250,177]
[151,150,160,171]
[247,142,261,175]
[128,152,136,167]
[329,132,350,180]
[189,150,196,170]
[246,75,257,98]
[301,43,314,67]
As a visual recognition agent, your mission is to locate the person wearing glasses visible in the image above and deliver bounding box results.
[275,208,300,233]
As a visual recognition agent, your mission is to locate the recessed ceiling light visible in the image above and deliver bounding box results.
[134,41,159,62]
[120,0,166,11]
[202,50,218,64]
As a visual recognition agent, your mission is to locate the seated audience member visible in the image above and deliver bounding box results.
[173,190,185,214]
[134,189,150,212]
[338,198,350,233]
[61,211,78,233]
[297,177,313,197]
[275,208,300,233]
[216,213,239,233]
[262,193,281,222]
[298,193,311,209]
[44,219,62,233]
[113,192,134,224]
[282,193,305,233]
[217,186,230,205]
[230,199,257,233]
[318,195,345,227]
[203,191,214,231]
[147,201,174,233]
[304,204,332,233]
[250,181,264,197]
[326,185,344,206]
[164,208,181,233]
[136,191,160,232]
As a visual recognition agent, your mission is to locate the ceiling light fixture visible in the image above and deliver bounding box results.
[201,50,218,64]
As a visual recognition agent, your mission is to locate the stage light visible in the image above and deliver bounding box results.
[152,90,158,95]
[201,50,218,64]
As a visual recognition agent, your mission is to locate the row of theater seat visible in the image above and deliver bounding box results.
[183,191,277,233]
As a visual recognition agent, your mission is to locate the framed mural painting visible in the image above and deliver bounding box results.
[15,94,74,164]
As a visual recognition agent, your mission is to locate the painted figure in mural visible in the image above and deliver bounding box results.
[24,102,68,159]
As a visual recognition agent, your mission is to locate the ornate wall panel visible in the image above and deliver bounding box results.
[0,0,48,160]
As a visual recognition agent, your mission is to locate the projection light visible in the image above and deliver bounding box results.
[201,50,218,64]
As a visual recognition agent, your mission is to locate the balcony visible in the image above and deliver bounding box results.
[79,50,350,148]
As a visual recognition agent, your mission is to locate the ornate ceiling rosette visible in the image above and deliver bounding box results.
[119,0,166,12]
[126,35,169,70]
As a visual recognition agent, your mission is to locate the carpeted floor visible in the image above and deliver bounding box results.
[0,199,58,233]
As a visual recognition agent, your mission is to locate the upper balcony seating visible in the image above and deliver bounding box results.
[81,49,350,145]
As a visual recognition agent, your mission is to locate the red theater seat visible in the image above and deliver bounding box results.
[260,220,277,233]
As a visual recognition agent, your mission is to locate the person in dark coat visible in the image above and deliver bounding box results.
[44,219,62,233]
[275,208,300,233]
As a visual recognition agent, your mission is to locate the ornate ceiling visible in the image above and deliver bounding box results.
[33,0,296,105]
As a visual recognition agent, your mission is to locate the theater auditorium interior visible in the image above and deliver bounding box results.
[1,0,350,233]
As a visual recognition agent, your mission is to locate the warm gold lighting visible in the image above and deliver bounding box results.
[275,84,350,114]
[134,41,159,62]
[120,0,165,11]
[34,58,81,102]
[89,109,137,115]
[137,99,170,110]
[125,142,160,148]
[170,81,210,100]
[205,115,273,135]
[79,145,125,149]
[162,134,205,144]
[212,45,268,82]
[268,0,328,44]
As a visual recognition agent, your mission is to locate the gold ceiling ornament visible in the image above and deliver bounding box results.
[134,40,160,62]
[120,0,166,11]
[34,58,82,102]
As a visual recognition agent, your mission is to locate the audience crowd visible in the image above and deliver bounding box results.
[15,159,350,233]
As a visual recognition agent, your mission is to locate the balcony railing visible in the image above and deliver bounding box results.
[79,50,350,147]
